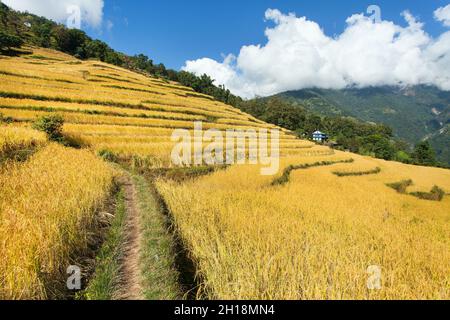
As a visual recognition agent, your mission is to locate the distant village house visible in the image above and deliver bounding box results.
[312,130,328,143]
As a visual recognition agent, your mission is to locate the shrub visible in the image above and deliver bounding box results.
[97,149,118,162]
[32,114,65,142]
[410,186,445,202]
[386,179,413,194]
[0,31,24,50]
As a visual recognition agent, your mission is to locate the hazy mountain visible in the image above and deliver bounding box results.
[277,86,450,165]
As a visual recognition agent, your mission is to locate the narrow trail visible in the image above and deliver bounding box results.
[114,174,144,300]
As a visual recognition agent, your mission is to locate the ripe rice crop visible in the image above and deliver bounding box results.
[0,98,207,121]
[0,126,47,161]
[0,144,116,299]
[156,154,450,299]
[2,48,449,301]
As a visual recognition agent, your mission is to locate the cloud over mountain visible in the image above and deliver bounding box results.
[184,8,450,98]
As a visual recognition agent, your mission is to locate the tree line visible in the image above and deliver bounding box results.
[238,97,440,167]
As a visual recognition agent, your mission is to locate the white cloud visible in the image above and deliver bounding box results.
[106,19,114,32]
[435,4,450,27]
[183,8,450,98]
[2,0,104,28]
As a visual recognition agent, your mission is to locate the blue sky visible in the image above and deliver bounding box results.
[95,0,450,70]
[5,0,450,97]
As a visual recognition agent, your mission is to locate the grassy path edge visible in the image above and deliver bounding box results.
[131,171,181,300]
[82,169,181,300]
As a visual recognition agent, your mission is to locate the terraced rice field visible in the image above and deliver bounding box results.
[1,47,449,300]
[0,48,297,164]
[157,152,450,299]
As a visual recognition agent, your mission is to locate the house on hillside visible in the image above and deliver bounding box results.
[312,131,328,143]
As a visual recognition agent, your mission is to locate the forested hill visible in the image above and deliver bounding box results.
[276,86,450,165]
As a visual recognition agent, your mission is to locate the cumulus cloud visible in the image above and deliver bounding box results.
[183,8,450,98]
[2,0,104,28]
[435,4,450,27]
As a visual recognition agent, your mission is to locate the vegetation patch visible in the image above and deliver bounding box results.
[333,167,381,177]
[149,165,229,183]
[0,111,13,124]
[386,179,414,194]
[0,70,78,83]
[0,104,205,122]
[157,83,194,93]
[386,179,445,201]
[82,188,127,300]
[32,114,65,142]
[131,173,181,299]
[272,159,354,186]
[97,149,119,163]
[26,54,63,61]
[185,92,215,101]
[0,91,212,119]
[0,31,24,54]
[93,74,144,86]
[102,84,166,96]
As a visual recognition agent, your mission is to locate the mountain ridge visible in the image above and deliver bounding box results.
[275,85,450,165]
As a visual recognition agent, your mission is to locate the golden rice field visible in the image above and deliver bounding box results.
[0,126,47,159]
[156,152,450,299]
[1,47,449,300]
[0,143,116,299]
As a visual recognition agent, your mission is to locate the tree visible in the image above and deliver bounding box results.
[360,134,395,160]
[0,31,24,50]
[395,150,412,164]
[133,54,152,71]
[32,22,53,47]
[54,27,86,55]
[83,39,108,60]
[0,3,9,28]
[264,97,306,131]
[412,141,436,166]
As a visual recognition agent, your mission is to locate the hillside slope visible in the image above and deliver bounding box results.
[0,47,316,165]
[277,86,450,164]
[1,48,449,300]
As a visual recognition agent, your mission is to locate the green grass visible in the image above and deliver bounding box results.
[386,179,414,194]
[272,159,354,186]
[144,166,229,183]
[185,92,215,101]
[386,179,445,201]
[0,104,205,122]
[82,188,127,300]
[102,84,166,96]
[333,167,381,177]
[410,186,445,202]
[26,54,63,61]
[131,172,181,299]
[93,74,144,86]
[0,70,78,83]
[0,91,219,120]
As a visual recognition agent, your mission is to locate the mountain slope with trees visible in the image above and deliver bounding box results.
[276,86,450,165]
